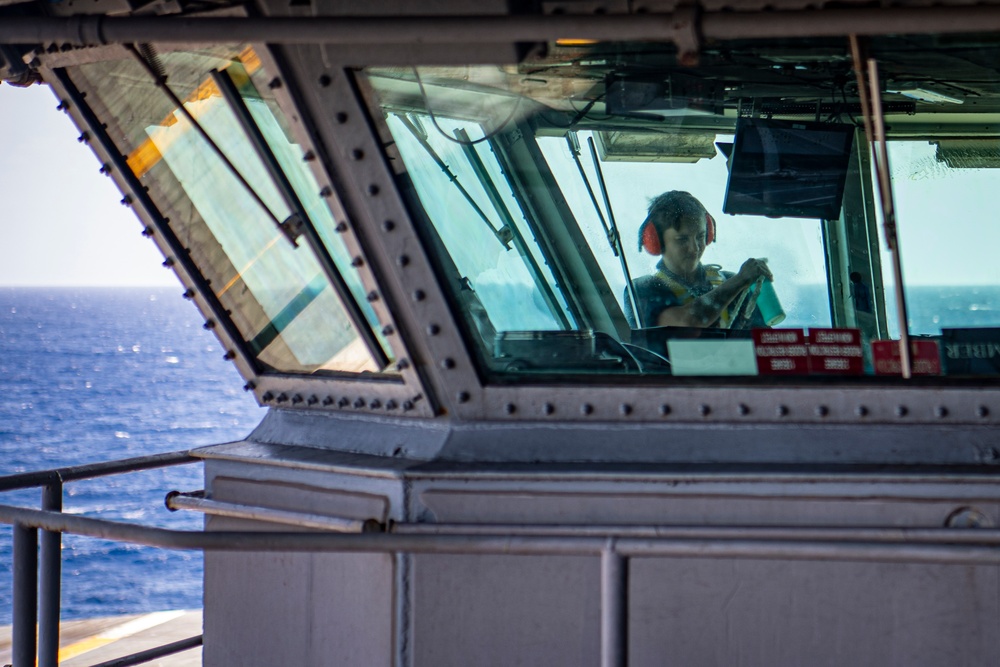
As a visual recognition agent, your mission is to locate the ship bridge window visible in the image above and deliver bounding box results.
[366,34,1000,381]
[875,138,1000,371]
[64,46,392,376]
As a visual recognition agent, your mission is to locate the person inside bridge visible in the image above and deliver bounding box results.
[624,190,772,329]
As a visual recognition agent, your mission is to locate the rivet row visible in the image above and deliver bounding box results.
[259,392,412,411]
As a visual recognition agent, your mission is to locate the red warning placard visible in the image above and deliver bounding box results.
[871,340,941,376]
[807,328,863,375]
[753,328,809,375]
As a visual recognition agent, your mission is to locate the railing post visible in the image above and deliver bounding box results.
[601,541,628,667]
[12,522,39,667]
[38,482,63,667]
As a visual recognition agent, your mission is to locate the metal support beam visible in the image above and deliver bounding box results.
[12,523,38,667]
[601,544,627,667]
[1,7,1000,47]
[37,483,63,667]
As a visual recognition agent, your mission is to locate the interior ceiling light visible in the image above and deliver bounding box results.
[888,87,963,104]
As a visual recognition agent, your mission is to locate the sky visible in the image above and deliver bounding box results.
[0,83,176,287]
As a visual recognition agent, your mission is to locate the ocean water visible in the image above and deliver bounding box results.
[0,287,264,624]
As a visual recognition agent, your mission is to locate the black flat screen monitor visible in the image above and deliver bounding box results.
[723,118,855,220]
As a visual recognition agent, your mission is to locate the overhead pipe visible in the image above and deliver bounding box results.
[1,7,1000,47]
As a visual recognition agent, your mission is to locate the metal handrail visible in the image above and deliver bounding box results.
[0,450,197,492]
[1,451,201,667]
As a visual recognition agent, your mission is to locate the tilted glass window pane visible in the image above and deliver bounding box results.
[67,46,391,374]
[365,34,1000,380]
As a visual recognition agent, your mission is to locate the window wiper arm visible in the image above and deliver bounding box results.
[567,132,617,257]
[454,127,572,331]
[395,113,512,250]
[128,44,299,248]
[587,136,643,328]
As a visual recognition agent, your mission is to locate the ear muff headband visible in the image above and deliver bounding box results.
[640,213,716,255]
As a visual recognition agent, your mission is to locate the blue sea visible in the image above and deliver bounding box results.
[0,287,264,625]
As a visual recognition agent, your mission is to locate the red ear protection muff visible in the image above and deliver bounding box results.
[640,213,716,255]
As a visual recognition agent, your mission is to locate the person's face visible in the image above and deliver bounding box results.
[660,215,707,277]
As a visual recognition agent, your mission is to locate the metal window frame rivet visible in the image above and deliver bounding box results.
[335,111,348,123]
[977,405,990,418]
[291,395,303,405]
[353,398,366,409]
[370,399,381,409]
[413,289,425,301]
[307,396,318,405]
[303,150,316,162]
[262,392,274,402]
[581,403,594,415]
[402,400,414,411]
[659,404,671,416]
[268,77,282,90]
[335,221,348,233]
[398,255,410,267]
[222,350,236,360]
[322,396,334,406]
[896,405,909,417]
[319,75,332,87]
[275,393,288,404]
[816,405,829,417]
[397,359,410,370]
[351,149,365,160]
[382,220,395,232]
[319,186,333,198]
[366,291,379,302]
[441,358,456,370]
[386,399,398,410]
[620,404,632,416]
[367,184,380,196]
[338,397,349,408]
[457,391,471,403]
[935,406,949,418]
[737,404,750,416]
[504,403,516,415]
[351,256,364,267]
[543,402,555,416]
[381,325,395,336]
[856,405,869,417]
[427,324,440,336]
[698,404,711,417]
[776,405,789,417]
